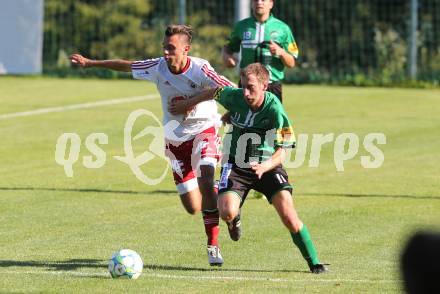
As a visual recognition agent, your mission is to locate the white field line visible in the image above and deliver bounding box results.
[0,270,401,284]
[0,94,159,120]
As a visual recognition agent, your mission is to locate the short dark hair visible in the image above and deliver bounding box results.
[165,25,193,44]
[240,63,269,85]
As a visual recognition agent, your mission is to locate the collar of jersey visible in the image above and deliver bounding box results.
[251,92,270,113]
[170,57,191,75]
[252,13,274,24]
[258,91,271,111]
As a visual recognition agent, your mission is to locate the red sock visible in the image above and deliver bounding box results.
[203,210,220,246]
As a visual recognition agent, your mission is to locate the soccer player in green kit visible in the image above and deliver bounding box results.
[222,0,298,102]
[223,0,298,199]
[169,63,328,274]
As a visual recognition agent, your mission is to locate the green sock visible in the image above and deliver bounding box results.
[290,224,320,268]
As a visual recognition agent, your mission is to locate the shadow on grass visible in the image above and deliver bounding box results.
[0,259,106,271]
[0,259,305,274]
[0,186,177,195]
[144,263,305,273]
[1,186,439,200]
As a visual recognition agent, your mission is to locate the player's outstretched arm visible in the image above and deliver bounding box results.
[70,53,133,72]
[168,87,220,115]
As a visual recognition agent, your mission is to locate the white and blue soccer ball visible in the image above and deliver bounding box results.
[108,249,143,279]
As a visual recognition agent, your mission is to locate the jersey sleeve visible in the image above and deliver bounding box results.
[284,26,299,59]
[214,86,237,110]
[273,106,296,149]
[131,58,160,82]
[225,22,242,53]
[200,62,235,88]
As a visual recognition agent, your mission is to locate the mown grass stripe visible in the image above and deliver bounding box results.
[0,270,402,284]
[0,94,159,120]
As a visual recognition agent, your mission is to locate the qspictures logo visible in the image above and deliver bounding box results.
[55,109,169,185]
[55,109,386,185]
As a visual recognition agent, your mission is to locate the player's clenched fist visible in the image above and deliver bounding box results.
[70,53,90,67]
[269,41,283,57]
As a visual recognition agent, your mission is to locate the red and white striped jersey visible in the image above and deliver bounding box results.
[132,57,233,141]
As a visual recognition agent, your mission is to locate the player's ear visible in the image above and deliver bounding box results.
[183,45,190,54]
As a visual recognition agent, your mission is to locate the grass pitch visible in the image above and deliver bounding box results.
[0,76,439,293]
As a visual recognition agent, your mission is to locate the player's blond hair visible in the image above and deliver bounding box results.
[165,25,193,44]
[240,63,269,85]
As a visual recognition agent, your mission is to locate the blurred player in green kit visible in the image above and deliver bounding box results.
[222,0,298,102]
[222,0,299,199]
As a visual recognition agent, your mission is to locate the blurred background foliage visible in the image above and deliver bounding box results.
[43,0,440,86]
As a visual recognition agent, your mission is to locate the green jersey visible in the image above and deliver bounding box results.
[226,14,299,82]
[215,87,295,164]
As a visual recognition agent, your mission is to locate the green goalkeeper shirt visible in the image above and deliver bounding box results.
[215,87,296,164]
[225,14,299,83]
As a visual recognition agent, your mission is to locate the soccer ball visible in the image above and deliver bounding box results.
[108,249,143,279]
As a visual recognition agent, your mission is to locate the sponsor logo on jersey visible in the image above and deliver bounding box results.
[270,31,280,41]
[260,118,270,127]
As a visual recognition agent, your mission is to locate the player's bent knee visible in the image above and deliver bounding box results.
[220,211,236,222]
[218,205,238,222]
[218,192,240,221]
[219,201,238,221]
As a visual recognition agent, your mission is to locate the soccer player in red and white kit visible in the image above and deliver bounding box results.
[70,25,234,266]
